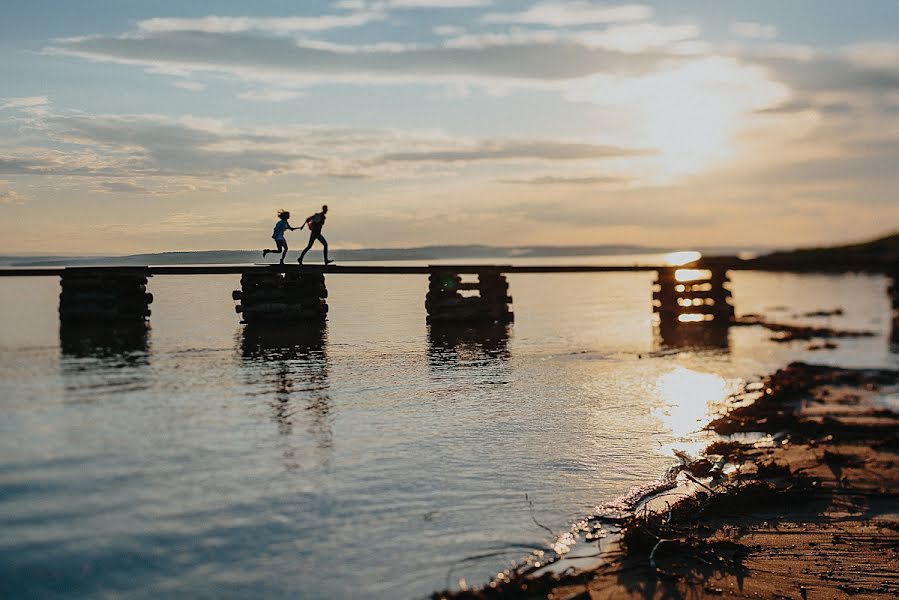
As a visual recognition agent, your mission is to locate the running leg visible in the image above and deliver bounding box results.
[317,234,332,264]
[298,232,316,264]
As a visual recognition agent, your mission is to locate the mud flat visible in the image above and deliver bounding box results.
[436,362,899,599]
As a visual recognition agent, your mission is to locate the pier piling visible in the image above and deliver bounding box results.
[890,271,899,345]
[425,267,513,322]
[58,267,153,324]
[653,267,733,348]
[234,269,328,324]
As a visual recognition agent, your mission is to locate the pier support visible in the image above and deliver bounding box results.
[653,267,733,349]
[890,271,898,346]
[425,267,513,323]
[233,270,328,324]
[59,267,153,324]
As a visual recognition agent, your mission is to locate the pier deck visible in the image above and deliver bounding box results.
[0,262,737,277]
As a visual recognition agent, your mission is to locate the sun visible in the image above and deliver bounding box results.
[590,57,790,179]
[640,62,742,174]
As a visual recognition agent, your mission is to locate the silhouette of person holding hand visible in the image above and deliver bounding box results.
[298,205,333,265]
[262,209,298,264]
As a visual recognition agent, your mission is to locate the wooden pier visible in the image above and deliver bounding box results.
[3,260,896,351]
[0,263,743,348]
[0,264,671,277]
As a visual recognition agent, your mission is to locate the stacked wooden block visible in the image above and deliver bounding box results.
[653,267,734,324]
[425,267,513,322]
[233,270,328,324]
[59,267,153,324]
[890,271,899,344]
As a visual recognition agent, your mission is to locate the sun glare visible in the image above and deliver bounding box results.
[655,367,731,438]
[600,57,790,178]
[674,268,711,282]
[664,251,702,266]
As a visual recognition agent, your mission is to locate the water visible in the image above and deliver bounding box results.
[1,259,896,598]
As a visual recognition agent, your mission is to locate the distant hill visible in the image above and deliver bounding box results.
[742,233,899,272]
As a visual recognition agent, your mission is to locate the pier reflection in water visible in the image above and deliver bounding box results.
[653,267,732,352]
[427,322,513,399]
[60,322,150,359]
[59,323,152,400]
[239,324,332,464]
[427,322,511,366]
[655,315,731,351]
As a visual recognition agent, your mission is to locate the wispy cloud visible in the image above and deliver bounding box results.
[0,96,49,110]
[730,22,777,40]
[0,110,648,196]
[380,140,649,163]
[0,184,29,205]
[388,0,493,7]
[433,24,465,36]
[480,2,651,26]
[172,80,206,91]
[843,41,899,70]
[237,89,301,102]
[500,175,627,185]
[137,12,384,34]
[45,30,670,87]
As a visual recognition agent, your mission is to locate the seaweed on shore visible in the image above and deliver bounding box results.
[708,361,897,437]
[732,315,876,343]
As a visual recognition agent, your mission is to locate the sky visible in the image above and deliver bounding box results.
[0,0,897,254]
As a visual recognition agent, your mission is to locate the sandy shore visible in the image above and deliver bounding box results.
[436,362,899,599]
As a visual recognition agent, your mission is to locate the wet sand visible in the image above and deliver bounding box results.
[437,362,899,599]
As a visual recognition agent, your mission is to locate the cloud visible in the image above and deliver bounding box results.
[136,12,384,34]
[50,19,895,100]
[0,185,29,205]
[237,89,301,102]
[571,23,700,53]
[335,0,491,8]
[46,30,670,87]
[388,0,492,7]
[757,99,855,115]
[172,80,206,91]
[333,1,366,9]
[433,25,465,36]
[500,175,626,185]
[0,96,49,110]
[1,110,650,195]
[730,22,777,40]
[744,138,899,188]
[480,2,651,26]
[844,41,899,70]
[443,23,699,54]
[0,153,82,175]
[741,46,899,94]
[91,179,227,195]
[379,140,649,163]
[515,197,716,229]
[93,180,152,193]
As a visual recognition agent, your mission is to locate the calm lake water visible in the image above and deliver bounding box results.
[1,256,896,598]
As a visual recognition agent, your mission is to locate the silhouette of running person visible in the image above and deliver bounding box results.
[262,209,298,264]
[298,205,333,265]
